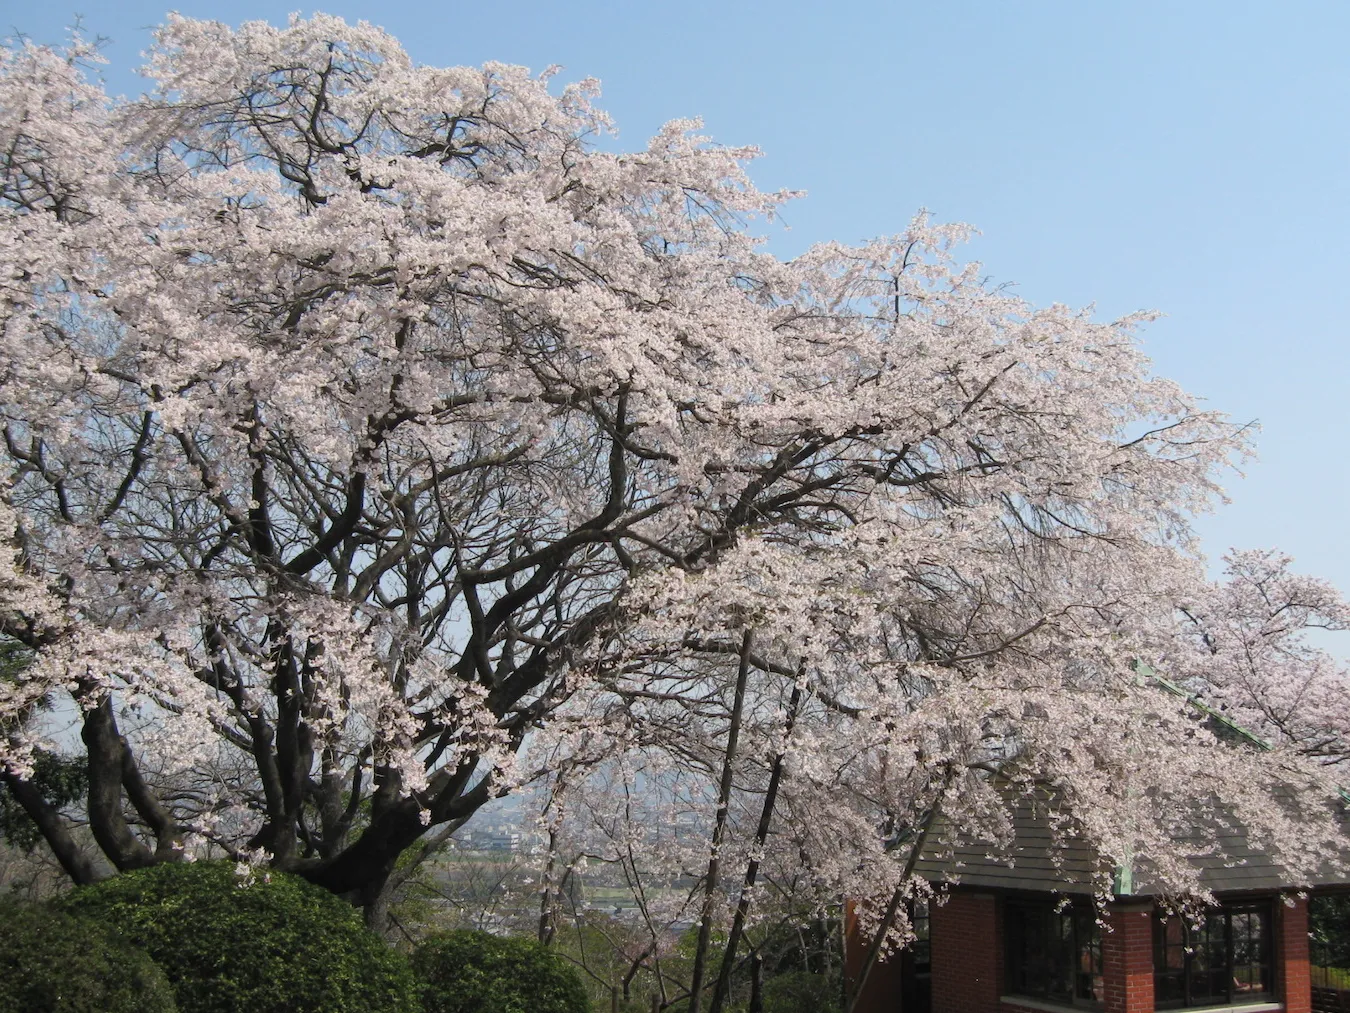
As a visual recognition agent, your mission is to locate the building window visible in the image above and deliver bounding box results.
[1154,901,1273,1008]
[1005,899,1103,1007]
[903,900,932,1013]
[911,899,931,974]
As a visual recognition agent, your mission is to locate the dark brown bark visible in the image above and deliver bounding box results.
[538,826,561,945]
[81,698,156,871]
[303,757,492,898]
[266,626,308,864]
[119,739,183,861]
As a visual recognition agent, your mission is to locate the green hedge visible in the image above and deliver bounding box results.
[414,929,592,1013]
[62,861,418,1013]
[0,901,178,1013]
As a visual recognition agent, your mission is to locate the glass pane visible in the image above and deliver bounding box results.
[1158,917,1185,971]
[1007,901,1104,1002]
[1075,908,1101,1002]
[1209,969,1229,998]
[1192,935,1210,971]
[1234,961,1259,993]
[1156,972,1185,1004]
[911,900,931,973]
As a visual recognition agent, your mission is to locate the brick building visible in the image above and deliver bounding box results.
[844,796,1339,1013]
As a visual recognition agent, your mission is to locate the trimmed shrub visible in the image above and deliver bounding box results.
[414,929,592,1013]
[0,900,178,1013]
[62,861,418,1013]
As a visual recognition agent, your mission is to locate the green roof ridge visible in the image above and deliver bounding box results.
[1131,659,1350,805]
[1131,660,1273,752]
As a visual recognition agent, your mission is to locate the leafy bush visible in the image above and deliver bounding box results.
[0,900,178,1013]
[62,861,418,1013]
[414,929,591,1013]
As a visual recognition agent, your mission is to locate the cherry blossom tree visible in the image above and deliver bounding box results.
[1,13,1348,944]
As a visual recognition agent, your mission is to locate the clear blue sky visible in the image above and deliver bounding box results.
[6,2,1349,603]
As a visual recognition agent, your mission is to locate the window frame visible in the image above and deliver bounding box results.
[910,898,931,975]
[1153,899,1275,1009]
[1003,896,1104,1009]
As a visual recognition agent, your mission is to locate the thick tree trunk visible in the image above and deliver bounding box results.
[81,698,156,871]
[304,761,493,900]
[359,866,396,934]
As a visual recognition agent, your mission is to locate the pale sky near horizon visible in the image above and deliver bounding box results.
[5,2,1349,628]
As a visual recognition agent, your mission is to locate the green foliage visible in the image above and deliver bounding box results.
[0,637,31,679]
[548,913,656,1012]
[761,970,840,1013]
[1311,894,1350,969]
[0,638,87,852]
[0,748,87,850]
[62,861,418,1013]
[414,929,592,1013]
[0,900,178,1013]
[654,915,842,1013]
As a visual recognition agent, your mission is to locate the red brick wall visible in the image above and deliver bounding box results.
[1102,902,1155,1013]
[890,889,1308,1013]
[1278,896,1312,1013]
[932,892,1001,1013]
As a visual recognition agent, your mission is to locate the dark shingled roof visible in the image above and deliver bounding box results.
[914,663,1350,896]
[913,662,1350,897]
[911,793,1342,897]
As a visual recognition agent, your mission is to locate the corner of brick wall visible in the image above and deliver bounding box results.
[1102,901,1155,1013]
[1278,895,1312,1013]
